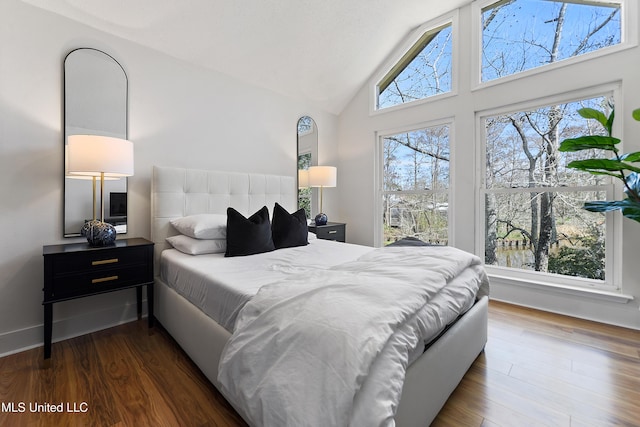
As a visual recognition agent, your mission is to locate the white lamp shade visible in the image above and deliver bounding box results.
[67,135,134,178]
[308,166,337,188]
[298,169,309,188]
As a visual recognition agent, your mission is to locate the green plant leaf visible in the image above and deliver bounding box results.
[624,172,640,198]
[578,108,608,129]
[626,172,640,189]
[584,199,640,223]
[567,159,640,174]
[606,109,614,135]
[619,152,640,162]
[558,135,620,152]
[585,170,625,178]
[617,161,640,174]
[570,107,640,224]
[583,200,625,212]
[622,204,640,222]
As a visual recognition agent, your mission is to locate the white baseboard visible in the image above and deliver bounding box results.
[490,280,640,330]
[0,300,147,358]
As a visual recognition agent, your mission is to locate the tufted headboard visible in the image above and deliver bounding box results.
[151,165,296,274]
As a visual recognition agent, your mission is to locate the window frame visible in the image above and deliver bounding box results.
[370,11,459,115]
[475,85,623,291]
[471,0,635,91]
[375,118,455,247]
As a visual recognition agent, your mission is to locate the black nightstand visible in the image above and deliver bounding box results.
[308,222,346,242]
[42,237,154,360]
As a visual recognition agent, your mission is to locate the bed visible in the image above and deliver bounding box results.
[150,165,489,427]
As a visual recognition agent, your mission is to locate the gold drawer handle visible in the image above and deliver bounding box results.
[328,230,337,234]
[92,258,119,266]
[92,275,119,284]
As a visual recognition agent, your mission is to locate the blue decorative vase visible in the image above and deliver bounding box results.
[84,221,117,246]
[80,219,102,237]
[314,213,328,226]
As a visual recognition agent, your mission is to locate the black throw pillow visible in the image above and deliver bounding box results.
[225,206,275,257]
[271,202,309,249]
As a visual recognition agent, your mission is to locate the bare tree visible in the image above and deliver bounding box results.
[483,2,617,274]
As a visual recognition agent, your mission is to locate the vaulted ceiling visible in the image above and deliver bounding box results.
[22,0,470,114]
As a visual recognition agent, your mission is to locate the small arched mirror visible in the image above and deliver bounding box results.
[64,48,128,237]
[297,116,318,219]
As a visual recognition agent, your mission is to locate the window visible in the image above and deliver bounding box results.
[368,2,633,295]
[481,95,616,286]
[381,125,450,245]
[377,22,453,110]
[481,0,621,82]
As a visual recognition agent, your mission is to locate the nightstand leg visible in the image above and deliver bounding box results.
[147,282,154,328]
[136,286,142,320]
[44,303,52,360]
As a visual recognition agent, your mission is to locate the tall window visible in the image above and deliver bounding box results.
[481,0,621,82]
[377,22,452,110]
[482,95,614,284]
[381,125,450,245]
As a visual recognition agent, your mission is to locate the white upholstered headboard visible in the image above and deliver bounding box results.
[151,165,296,273]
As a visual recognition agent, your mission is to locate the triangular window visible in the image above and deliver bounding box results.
[377,23,452,110]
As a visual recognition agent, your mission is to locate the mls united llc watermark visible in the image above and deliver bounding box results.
[2,401,88,413]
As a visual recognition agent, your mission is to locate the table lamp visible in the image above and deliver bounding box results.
[67,135,134,246]
[308,165,337,225]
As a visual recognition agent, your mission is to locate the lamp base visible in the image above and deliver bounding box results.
[82,220,117,246]
[314,213,328,226]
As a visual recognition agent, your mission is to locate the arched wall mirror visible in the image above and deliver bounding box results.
[64,48,128,237]
[297,116,318,219]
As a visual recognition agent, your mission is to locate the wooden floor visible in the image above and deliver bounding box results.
[0,301,638,427]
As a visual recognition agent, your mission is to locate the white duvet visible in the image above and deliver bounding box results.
[218,246,489,427]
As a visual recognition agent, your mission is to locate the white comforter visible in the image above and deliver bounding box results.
[218,246,489,427]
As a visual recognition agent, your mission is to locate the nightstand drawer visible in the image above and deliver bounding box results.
[52,247,147,274]
[51,264,150,299]
[315,227,345,241]
[308,222,346,242]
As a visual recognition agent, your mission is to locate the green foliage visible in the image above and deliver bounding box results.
[298,187,311,219]
[548,232,605,280]
[559,135,620,152]
[568,158,640,175]
[558,107,640,224]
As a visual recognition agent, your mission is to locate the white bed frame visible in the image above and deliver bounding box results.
[151,165,488,427]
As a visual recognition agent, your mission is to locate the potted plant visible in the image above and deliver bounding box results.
[559,107,640,223]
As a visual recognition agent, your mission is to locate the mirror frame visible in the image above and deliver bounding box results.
[63,48,129,237]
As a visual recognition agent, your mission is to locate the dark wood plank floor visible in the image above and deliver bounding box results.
[434,302,640,427]
[1,301,638,426]
[0,321,245,427]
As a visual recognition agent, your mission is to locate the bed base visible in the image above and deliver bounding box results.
[151,166,488,426]
[155,276,488,426]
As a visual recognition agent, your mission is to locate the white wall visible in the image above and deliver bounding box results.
[337,3,640,329]
[0,0,338,356]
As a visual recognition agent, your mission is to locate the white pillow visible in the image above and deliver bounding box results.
[307,231,317,241]
[170,214,227,239]
[166,235,226,255]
